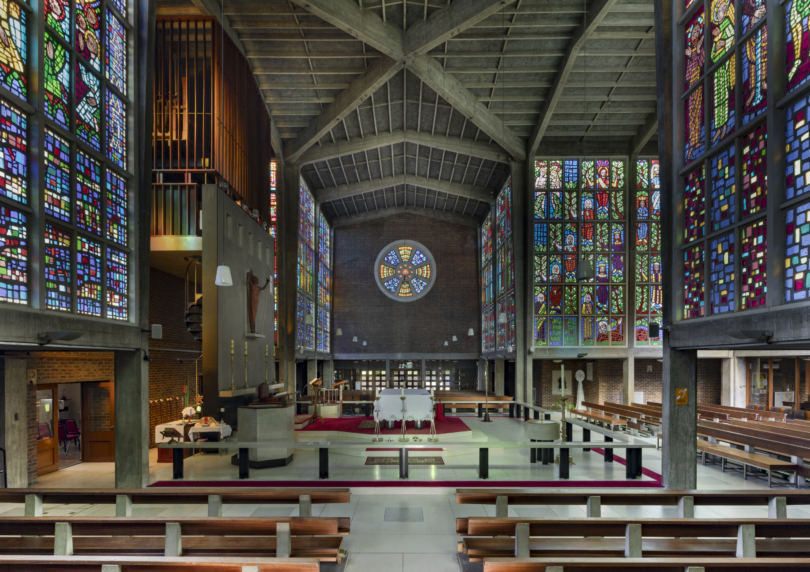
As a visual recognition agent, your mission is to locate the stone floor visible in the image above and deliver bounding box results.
[19,413,803,572]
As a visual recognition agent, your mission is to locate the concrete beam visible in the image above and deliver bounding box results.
[190,0,247,56]
[526,0,620,157]
[288,0,405,60]
[662,341,697,490]
[404,0,519,56]
[283,57,403,164]
[630,113,659,156]
[408,55,527,161]
[328,206,482,229]
[298,130,511,166]
[114,350,149,488]
[313,174,493,204]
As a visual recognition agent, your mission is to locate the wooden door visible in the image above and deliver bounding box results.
[36,384,59,476]
[81,381,115,462]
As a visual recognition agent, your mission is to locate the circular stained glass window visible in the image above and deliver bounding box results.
[374,240,436,302]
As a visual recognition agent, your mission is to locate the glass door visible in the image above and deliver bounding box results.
[36,384,59,476]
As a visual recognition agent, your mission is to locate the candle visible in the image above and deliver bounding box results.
[401,387,405,397]
[376,388,380,398]
[230,340,234,355]
[244,341,248,356]
[265,345,269,357]
[431,388,435,399]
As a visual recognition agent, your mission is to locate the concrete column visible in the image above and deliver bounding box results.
[114,350,149,489]
[721,354,748,407]
[479,359,488,392]
[622,356,635,405]
[0,358,29,487]
[662,340,697,490]
[494,359,505,397]
[280,164,300,395]
[513,159,530,405]
[322,360,335,387]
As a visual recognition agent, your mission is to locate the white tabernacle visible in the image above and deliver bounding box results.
[375,388,433,422]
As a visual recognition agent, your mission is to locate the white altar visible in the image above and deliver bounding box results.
[375,389,433,428]
[154,420,233,444]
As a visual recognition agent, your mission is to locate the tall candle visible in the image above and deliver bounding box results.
[431,388,435,398]
[265,345,269,357]
[230,340,234,355]
[244,341,248,356]
[376,388,380,398]
[401,386,405,397]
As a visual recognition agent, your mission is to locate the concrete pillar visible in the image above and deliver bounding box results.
[496,496,508,518]
[280,164,300,395]
[494,359,505,397]
[514,522,530,558]
[54,522,73,556]
[678,496,695,518]
[622,356,635,405]
[276,522,291,558]
[586,496,601,518]
[662,341,697,490]
[25,494,42,517]
[736,524,756,558]
[208,495,223,517]
[322,360,335,387]
[624,523,642,558]
[0,358,28,487]
[769,496,787,519]
[115,495,132,517]
[514,159,530,406]
[299,494,312,517]
[114,350,149,489]
[165,523,183,557]
[478,358,487,391]
[721,355,747,407]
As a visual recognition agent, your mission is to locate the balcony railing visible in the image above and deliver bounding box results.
[152,183,200,236]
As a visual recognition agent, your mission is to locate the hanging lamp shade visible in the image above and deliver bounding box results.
[468,328,474,336]
[352,336,358,342]
[215,265,233,286]
[498,312,508,324]
[452,335,458,342]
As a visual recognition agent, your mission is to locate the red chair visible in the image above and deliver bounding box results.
[37,423,51,441]
[57,423,68,452]
[62,419,80,452]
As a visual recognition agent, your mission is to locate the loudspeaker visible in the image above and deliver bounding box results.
[649,322,660,338]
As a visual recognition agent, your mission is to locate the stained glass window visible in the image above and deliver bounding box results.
[740,218,766,310]
[684,166,705,242]
[535,159,626,347]
[76,151,102,235]
[710,0,735,60]
[105,88,126,169]
[635,158,662,345]
[44,32,70,129]
[45,0,70,43]
[106,247,127,319]
[684,243,705,319]
[317,212,331,352]
[786,199,810,302]
[685,8,705,91]
[742,124,767,217]
[44,223,71,311]
[377,241,435,301]
[786,96,810,201]
[76,61,101,151]
[0,205,26,304]
[105,11,126,94]
[76,0,101,71]
[482,212,495,352]
[787,0,810,94]
[110,0,126,16]
[711,56,735,145]
[105,170,126,245]
[270,161,277,344]
[710,232,735,314]
[0,98,26,204]
[76,234,101,316]
[297,182,316,350]
[710,145,735,232]
[686,85,706,163]
[742,27,767,124]
[44,129,70,222]
[0,0,27,99]
[496,179,515,350]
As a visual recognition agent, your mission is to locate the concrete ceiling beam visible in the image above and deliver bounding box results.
[312,174,495,204]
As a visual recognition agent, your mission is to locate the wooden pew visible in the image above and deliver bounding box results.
[455,489,810,516]
[0,555,320,571]
[482,557,810,571]
[696,441,798,487]
[581,401,663,434]
[0,517,347,561]
[647,401,787,421]
[730,419,810,439]
[459,517,810,561]
[570,409,627,430]
[0,488,350,518]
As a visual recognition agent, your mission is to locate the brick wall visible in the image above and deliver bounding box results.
[531,357,722,409]
[332,213,479,355]
[147,268,201,446]
[27,383,36,485]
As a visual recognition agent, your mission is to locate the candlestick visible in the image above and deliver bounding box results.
[265,345,269,384]
[244,348,249,389]
[265,344,269,357]
[230,340,234,355]
[244,341,248,356]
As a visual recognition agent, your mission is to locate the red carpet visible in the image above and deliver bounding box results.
[150,479,662,488]
[297,416,471,435]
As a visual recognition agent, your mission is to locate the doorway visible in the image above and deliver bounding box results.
[82,381,115,462]
[35,384,59,476]
[57,383,83,469]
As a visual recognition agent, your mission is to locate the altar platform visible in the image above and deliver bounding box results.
[294,415,474,442]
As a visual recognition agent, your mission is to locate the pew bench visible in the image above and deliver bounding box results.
[459,517,810,561]
[0,555,321,572]
[0,517,348,562]
[697,440,799,488]
[571,410,627,431]
[482,557,810,571]
[0,488,350,518]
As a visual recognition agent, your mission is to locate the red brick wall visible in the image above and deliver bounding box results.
[147,268,201,446]
[635,359,662,404]
[332,213,479,355]
[27,384,36,485]
[697,359,722,404]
